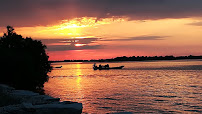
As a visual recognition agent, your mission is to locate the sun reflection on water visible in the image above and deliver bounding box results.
[76,64,82,90]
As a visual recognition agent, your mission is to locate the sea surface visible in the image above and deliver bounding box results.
[44,60,202,113]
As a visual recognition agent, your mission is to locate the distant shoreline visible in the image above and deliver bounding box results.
[49,55,202,63]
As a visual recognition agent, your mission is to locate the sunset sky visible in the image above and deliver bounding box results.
[1,0,202,60]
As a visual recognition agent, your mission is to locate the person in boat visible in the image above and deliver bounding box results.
[93,63,97,67]
[93,63,98,69]
[99,64,102,68]
[104,64,109,68]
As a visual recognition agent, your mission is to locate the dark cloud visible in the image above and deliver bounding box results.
[39,38,102,51]
[126,36,166,41]
[101,36,167,41]
[40,35,166,51]
[47,44,102,51]
[40,38,99,44]
[1,0,202,27]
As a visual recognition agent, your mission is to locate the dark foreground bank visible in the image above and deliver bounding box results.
[0,84,82,114]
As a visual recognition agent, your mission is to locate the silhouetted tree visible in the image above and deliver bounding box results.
[0,26,52,93]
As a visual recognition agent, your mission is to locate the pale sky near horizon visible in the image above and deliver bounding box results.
[0,0,202,60]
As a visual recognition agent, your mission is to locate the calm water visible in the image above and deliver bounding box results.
[44,60,202,113]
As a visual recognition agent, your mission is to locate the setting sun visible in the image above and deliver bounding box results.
[74,44,86,47]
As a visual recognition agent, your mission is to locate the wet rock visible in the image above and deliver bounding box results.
[0,84,82,114]
[0,84,14,93]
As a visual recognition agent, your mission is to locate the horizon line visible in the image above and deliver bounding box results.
[49,54,202,61]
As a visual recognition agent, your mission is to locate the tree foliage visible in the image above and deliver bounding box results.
[0,26,52,92]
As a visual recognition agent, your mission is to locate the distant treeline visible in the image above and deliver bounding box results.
[50,55,202,63]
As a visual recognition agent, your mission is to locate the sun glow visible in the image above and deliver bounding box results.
[49,17,127,37]
[74,44,86,47]
[16,17,128,38]
[3,16,128,39]
[58,17,127,28]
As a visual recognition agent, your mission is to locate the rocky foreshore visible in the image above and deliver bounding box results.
[0,84,82,114]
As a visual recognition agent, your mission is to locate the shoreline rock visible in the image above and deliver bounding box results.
[0,84,82,114]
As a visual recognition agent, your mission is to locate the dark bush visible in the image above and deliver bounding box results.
[0,26,52,92]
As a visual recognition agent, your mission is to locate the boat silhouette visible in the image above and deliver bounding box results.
[93,66,124,70]
[54,66,62,68]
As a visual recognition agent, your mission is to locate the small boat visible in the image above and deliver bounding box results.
[93,66,124,70]
[54,66,62,68]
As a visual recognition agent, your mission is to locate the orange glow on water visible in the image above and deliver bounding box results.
[44,61,202,113]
